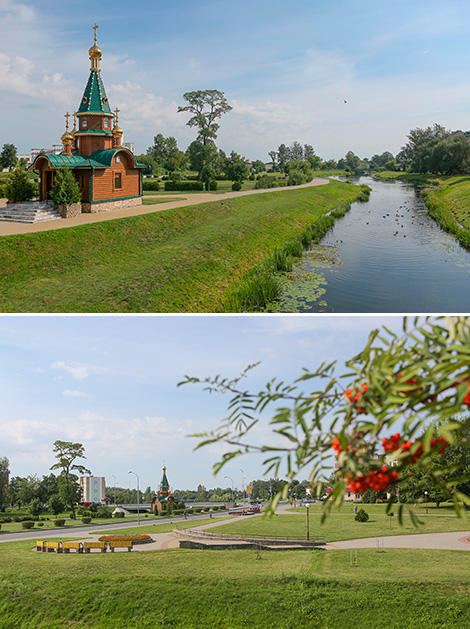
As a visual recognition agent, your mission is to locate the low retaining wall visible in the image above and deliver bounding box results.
[81,197,142,214]
[174,527,326,547]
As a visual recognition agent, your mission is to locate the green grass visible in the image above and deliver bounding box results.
[95,517,230,536]
[141,197,186,205]
[0,180,358,312]
[1,539,470,627]
[207,508,470,543]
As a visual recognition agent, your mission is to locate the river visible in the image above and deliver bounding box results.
[267,176,470,313]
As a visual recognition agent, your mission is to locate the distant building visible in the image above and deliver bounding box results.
[79,476,106,503]
[449,130,470,141]
[151,466,176,512]
[122,142,135,154]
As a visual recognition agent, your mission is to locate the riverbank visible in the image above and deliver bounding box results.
[376,171,470,250]
[0,180,359,312]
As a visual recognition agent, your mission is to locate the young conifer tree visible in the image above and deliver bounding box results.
[49,166,81,205]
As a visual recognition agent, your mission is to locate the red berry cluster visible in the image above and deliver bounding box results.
[344,383,369,413]
[382,432,448,463]
[347,466,398,494]
[332,437,342,454]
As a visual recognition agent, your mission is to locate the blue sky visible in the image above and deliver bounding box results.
[0,315,405,493]
[2,0,470,160]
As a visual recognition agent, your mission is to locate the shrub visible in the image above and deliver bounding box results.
[164,181,204,191]
[96,507,113,519]
[28,498,43,518]
[355,509,369,522]
[232,181,242,191]
[287,169,305,186]
[113,511,125,518]
[142,180,161,191]
[49,166,81,205]
[4,167,36,202]
[21,520,35,529]
[211,506,219,511]
[81,517,92,524]
[54,518,66,527]
[37,522,44,527]
[205,179,218,191]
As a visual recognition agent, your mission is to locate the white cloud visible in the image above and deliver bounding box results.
[63,390,86,397]
[52,361,90,381]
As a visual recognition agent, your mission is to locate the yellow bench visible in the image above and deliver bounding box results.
[45,541,63,553]
[36,540,45,552]
[62,542,84,553]
[109,540,133,552]
[83,541,107,553]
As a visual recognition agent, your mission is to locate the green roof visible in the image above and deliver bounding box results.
[90,148,145,168]
[74,129,113,136]
[32,148,145,170]
[32,153,106,169]
[77,70,113,115]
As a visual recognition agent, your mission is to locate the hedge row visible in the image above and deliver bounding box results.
[164,181,204,191]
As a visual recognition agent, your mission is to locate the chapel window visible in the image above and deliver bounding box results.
[114,172,122,189]
[82,117,87,128]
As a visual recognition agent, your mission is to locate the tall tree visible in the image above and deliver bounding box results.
[401,124,449,173]
[50,441,90,519]
[267,151,277,171]
[0,143,17,170]
[178,90,232,146]
[290,141,304,161]
[277,144,289,171]
[0,457,9,511]
[225,151,250,183]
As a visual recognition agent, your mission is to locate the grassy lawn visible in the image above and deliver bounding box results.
[0,180,358,312]
[141,196,186,205]
[1,538,470,627]
[207,505,470,543]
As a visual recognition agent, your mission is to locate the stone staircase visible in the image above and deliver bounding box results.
[0,201,62,223]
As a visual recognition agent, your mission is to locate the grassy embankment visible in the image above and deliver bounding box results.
[2,538,470,626]
[0,180,360,313]
[376,170,470,249]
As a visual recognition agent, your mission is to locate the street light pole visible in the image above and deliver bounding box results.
[128,470,140,525]
[240,469,245,504]
[424,491,428,515]
[224,475,234,506]
[306,502,311,541]
[112,475,116,506]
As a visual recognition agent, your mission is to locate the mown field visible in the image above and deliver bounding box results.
[1,538,470,628]
[0,180,358,312]
[207,507,470,543]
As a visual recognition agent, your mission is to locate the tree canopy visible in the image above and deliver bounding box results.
[178,90,232,146]
[181,316,470,523]
[50,440,90,519]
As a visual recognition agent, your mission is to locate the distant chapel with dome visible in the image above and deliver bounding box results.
[31,25,144,214]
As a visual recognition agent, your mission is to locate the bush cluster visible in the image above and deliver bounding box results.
[355,508,369,522]
[164,181,204,191]
[143,180,161,191]
[21,520,35,529]
[54,519,66,527]
[113,511,125,518]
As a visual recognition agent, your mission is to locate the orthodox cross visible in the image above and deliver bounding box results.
[114,106,120,123]
[93,23,99,43]
[64,111,70,131]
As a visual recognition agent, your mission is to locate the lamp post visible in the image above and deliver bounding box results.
[112,475,116,506]
[128,471,140,525]
[224,475,234,506]
[306,502,311,541]
[424,491,428,515]
[240,469,245,504]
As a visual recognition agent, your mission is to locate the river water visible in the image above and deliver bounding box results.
[267,176,470,313]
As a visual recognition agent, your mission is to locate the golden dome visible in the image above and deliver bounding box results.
[88,42,102,59]
[61,130,73,144]
[112,124,123,136]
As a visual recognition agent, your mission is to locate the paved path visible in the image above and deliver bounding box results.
[0,178,330,236]
[327,531,470,551]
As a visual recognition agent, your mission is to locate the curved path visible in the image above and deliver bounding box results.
[326,531,470,551]
[0,178,329,236]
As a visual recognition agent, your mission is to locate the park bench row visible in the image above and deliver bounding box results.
[36,540,133,553]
